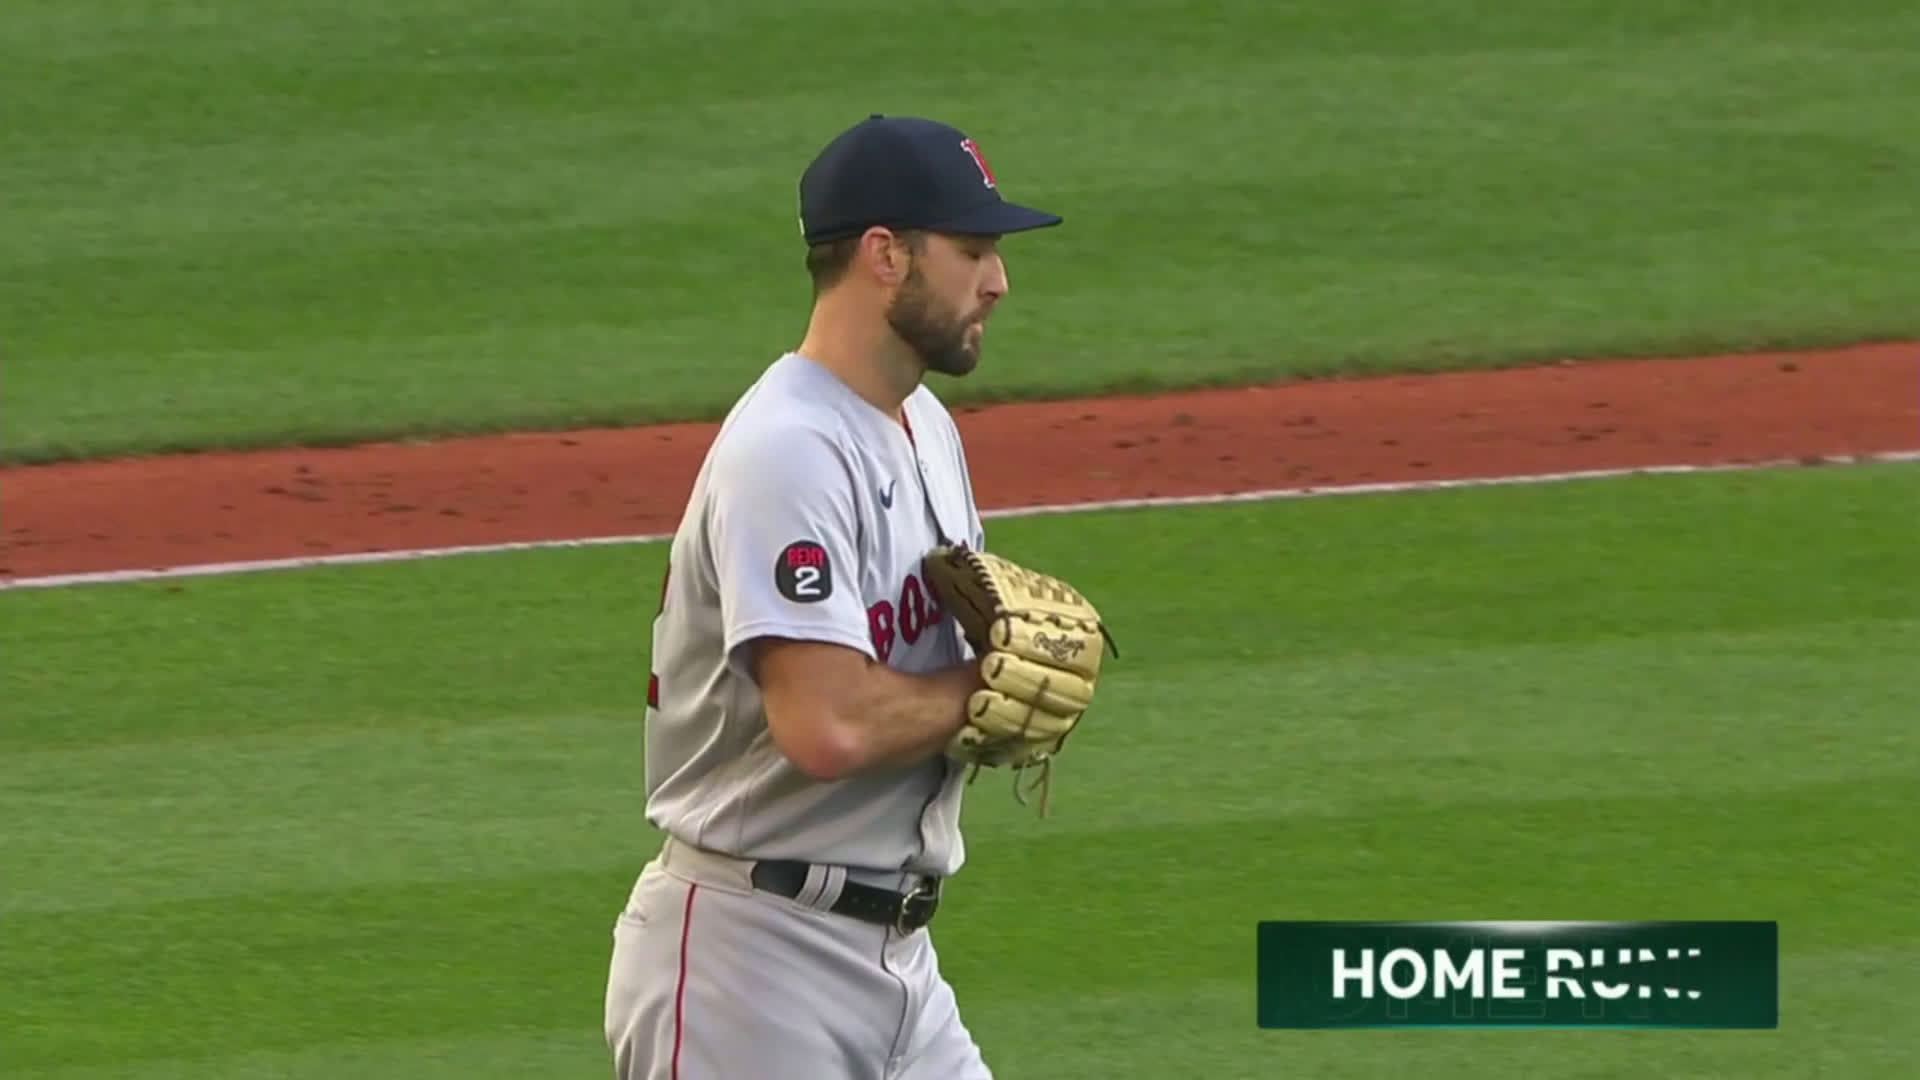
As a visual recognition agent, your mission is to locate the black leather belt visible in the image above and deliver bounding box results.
[749,859,942,933]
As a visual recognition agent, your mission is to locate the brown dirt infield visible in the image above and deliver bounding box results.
[2,343,1914,583]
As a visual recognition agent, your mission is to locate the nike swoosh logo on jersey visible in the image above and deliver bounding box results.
[879,479,896,509]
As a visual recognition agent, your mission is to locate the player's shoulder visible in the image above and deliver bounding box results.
[708,356,859,472]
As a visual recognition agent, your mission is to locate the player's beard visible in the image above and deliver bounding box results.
[886,264,982,377]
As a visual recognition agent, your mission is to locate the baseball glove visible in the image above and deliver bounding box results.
[922,543,1117,815]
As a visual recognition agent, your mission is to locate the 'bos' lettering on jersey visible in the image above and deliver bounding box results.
[867,571,945,663]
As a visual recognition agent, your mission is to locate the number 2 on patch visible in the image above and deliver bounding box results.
[775,540,834,603]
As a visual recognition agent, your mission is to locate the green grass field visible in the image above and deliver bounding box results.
[7,0,1919,461]
[6,464,1918,1078]
[8,1,1917,1076]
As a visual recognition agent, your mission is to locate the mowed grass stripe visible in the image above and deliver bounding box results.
[16,950,1920,1080]
[16,1029,604,1080]
[7,0,1920,458]
[7,464,1915,749]
[7,624,1916,917]
[5,778,1912,1070]
[4,465,1916,1073]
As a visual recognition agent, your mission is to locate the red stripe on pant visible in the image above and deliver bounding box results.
[672,883,698,1078]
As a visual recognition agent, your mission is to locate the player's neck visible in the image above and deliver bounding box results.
[795,304,923,422]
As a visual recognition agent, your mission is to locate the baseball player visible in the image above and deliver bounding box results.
[602,115,1065,1079]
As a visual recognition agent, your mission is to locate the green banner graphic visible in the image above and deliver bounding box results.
[1257,921,1778,1029]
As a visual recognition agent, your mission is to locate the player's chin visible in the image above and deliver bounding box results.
[924,338,982,377]
[928,357,978,378]
[955,325,987,369]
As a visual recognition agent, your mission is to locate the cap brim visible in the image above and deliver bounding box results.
[929,199,1062,236]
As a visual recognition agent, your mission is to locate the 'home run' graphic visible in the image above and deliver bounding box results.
[1257,921,1778,1028]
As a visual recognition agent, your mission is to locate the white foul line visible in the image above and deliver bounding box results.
[3,451,1916,592]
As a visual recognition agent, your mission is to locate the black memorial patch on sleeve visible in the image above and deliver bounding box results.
[775,540,833,603]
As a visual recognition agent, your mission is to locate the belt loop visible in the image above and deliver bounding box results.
[659,835,756,892]
[795,864,846,911]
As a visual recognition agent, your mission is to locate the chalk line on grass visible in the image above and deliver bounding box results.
[4,451,1916,592]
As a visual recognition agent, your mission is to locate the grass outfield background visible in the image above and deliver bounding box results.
[9,1,1917,1076]
[5,465,1919,1077]
[6,0,1920,462]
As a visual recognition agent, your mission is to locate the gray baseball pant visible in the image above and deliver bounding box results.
[603,836,993,1079]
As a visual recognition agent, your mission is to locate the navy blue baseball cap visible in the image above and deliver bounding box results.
[798,114,1062,245]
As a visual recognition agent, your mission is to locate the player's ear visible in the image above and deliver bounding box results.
[859,227,907,285]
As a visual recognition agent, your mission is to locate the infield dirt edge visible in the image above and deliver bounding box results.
[3,342,1915,582]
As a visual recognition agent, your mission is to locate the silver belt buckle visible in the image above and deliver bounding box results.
[895,878,941,934]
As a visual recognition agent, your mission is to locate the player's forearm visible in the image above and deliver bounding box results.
[813,660,980,778]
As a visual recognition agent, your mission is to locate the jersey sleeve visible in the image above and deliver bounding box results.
[707,421,876,677]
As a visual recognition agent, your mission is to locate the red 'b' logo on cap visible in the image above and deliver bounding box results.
[959,138,997,189]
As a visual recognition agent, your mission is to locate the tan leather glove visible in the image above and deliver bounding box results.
[922,544,1118,814]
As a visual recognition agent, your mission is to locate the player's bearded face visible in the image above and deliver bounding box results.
[886,261,982,377]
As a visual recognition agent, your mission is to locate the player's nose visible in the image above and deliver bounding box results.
[979,253,1009,302]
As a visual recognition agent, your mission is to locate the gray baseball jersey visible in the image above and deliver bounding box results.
[642,352,988,879]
